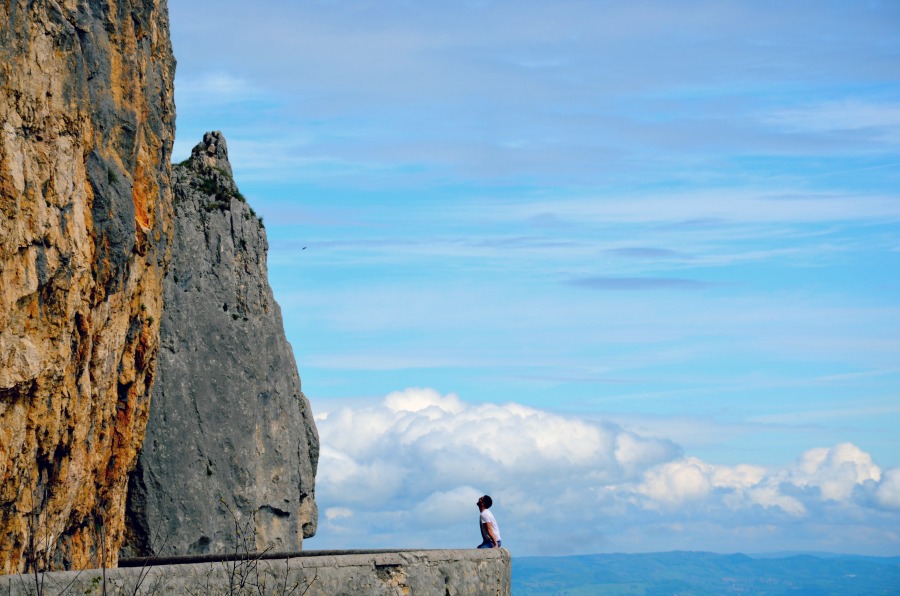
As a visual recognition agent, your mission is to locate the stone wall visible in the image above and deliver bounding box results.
[1,549,511,595]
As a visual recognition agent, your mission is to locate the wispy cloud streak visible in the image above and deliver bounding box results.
[568,276,714,291]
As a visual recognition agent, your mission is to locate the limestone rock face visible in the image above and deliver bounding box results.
[0,0,175,573]
[123,132,319,557]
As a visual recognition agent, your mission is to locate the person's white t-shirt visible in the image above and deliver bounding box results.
[480,509,501,542]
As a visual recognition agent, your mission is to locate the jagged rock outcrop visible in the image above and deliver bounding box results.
[123,132,318,557]
[0,0,175,574]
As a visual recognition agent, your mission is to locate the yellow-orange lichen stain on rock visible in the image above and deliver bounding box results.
[0,0,175,573]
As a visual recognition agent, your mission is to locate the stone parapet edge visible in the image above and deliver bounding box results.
[1,548,511,595]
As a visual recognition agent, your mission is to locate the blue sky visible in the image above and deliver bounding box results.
[169,1,900,556]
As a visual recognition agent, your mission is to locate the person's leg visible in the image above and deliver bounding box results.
[477,539,493,548]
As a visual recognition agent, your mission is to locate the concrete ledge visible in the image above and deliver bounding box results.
[2,549,510,595]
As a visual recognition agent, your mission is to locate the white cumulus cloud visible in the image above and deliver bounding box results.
[874,467,900,510]
[636,457,713,508]
[786,442,881,501]
[309,388,900,555]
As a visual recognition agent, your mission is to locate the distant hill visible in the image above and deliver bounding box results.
[512,551,900,595]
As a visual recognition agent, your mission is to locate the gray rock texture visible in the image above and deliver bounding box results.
[3,549,511,596]
[122,132,318,557]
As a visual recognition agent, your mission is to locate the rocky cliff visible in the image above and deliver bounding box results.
[123,132,319,557]
[0,0,175,574]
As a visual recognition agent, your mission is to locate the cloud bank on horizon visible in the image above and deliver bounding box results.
[314,388,900,556]
[169,0,900,555]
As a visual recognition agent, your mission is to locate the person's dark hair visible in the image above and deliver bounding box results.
[482,495,493,508]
